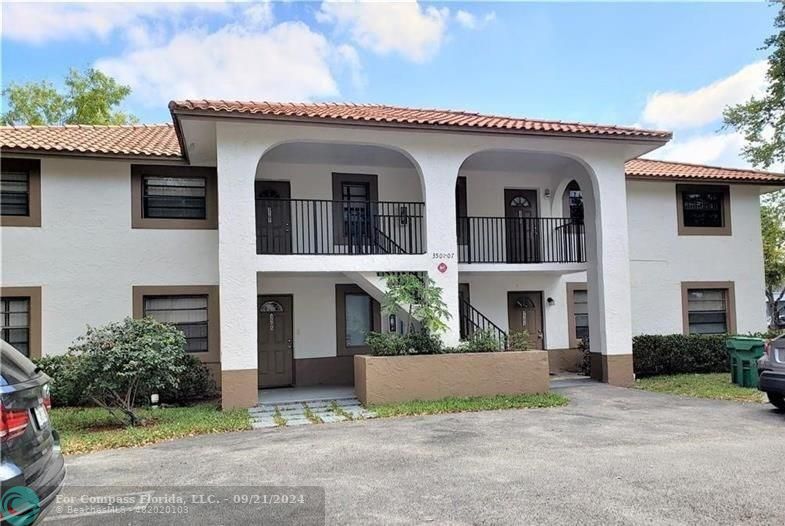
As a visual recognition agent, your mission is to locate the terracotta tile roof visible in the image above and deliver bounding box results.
[0,123,181,159]
[169,100,672,141]
[1,116,781,186]
[625,158,785,184]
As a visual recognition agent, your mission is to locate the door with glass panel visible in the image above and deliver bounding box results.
[255,181,292,254]
[505,189,539,263]
[257,296,294,388]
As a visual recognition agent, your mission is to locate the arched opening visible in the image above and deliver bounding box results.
[562,180,584,224]
[456,149,593,265]
[254,141,426,256]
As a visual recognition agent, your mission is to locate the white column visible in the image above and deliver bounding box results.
[414,153,463,347]
[215,125,267,408]
[584,158,634,385]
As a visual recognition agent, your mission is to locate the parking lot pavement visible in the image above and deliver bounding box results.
[54,383,785,525]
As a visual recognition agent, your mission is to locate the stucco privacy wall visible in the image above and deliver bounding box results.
[626,180,766,334]
[0,156,218,355]
[257,273,360,360]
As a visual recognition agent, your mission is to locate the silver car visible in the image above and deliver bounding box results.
[758,334,785,410]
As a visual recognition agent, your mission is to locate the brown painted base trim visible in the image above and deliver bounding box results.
[547,348,581,373]
[295,356,354,386]
[221,369,258,409]
[589,353,634,387]
[603,354,634,387]
[589,352,603,381]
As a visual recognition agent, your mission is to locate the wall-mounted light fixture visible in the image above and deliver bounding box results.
[544,188,552,199]
[389,314,397,332]
[547,297,555,306]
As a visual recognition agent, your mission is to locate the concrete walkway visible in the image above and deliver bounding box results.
[57,382,785,525]
[252,386,375,428]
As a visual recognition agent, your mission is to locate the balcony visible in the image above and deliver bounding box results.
[457,217,585,264]
[256,198,426,255]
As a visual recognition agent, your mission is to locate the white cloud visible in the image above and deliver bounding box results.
[455,10,495,30]
[317,0,449,63]
[645,131,747,168]
[95,21,344,105]
[1,2,229,44]
[642,61,767,130]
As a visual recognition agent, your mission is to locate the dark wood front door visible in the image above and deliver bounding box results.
[255,181,291,254]
[504,189,539,263]
[507,291,544,349]
[258,295,293,388]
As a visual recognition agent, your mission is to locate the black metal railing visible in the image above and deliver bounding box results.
[256,198,425,255]
[459,298,508,350]
[457,217,585,264]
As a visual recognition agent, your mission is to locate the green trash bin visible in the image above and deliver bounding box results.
[726,336,765,388]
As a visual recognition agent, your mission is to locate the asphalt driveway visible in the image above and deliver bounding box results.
[51,382,785,525]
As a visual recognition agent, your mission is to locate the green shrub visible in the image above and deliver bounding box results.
[507,330,530,351]
[633,334,730,378]
[68,317,189,426]
[459,330,500,353]
[149,354,217,405]
[33,354,84,407]
[367,332,406,356]
[367,330,444,356]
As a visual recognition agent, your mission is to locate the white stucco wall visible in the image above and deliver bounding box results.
[258,160,422,202]
[257,273,361,360]
[627,180,766,334]
[0,156,218,356]
[458,271,586,350]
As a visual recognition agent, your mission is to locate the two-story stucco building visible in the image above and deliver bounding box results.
[1,101,783,408]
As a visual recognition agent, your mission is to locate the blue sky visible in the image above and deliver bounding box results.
[1,2,779,169]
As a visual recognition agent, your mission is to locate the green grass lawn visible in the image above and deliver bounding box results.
[370,393,569,418]
[635,373,766,403]
[51,403,251,455]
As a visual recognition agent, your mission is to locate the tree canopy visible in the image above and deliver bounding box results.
[723,1,785,170]
[2,68,137,126]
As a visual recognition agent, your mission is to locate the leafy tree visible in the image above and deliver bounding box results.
[723,1,785,169]
[762,191,785,327]
[2,68,137,126]
[68,317,188,426]
[381,274,451,335]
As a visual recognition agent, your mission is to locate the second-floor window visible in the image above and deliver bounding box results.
[0,158,41,227]
[676,184,731,235]
[131,165,217,229]
[143,176,207,219]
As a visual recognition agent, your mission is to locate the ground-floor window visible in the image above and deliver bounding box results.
[682,282,736,335]
[133,286,218,364]
[1,296,30,356]
[143,295,209,352]
[567,283,588,348]
[335,284,380,355]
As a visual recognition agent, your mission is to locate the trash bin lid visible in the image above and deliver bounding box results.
[726,336,765,351]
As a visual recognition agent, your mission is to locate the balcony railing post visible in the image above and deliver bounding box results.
[256,197,425,255]
[456,216,586,264]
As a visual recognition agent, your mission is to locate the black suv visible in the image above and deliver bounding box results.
[0,340,65,524]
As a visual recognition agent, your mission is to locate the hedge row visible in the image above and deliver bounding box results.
[632,334,731,378]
